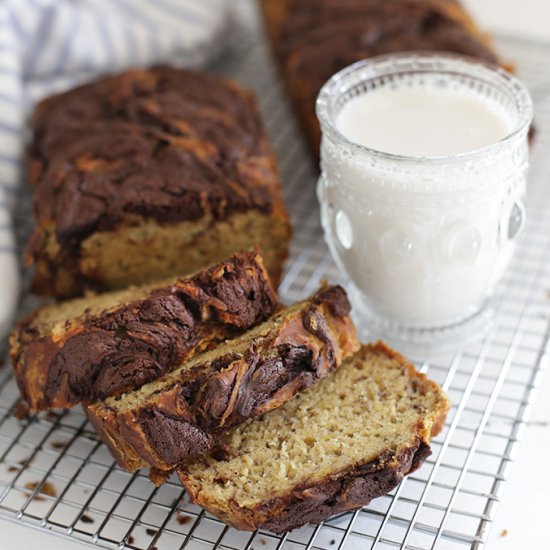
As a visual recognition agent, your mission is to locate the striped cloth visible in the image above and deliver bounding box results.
[0,0,230,339]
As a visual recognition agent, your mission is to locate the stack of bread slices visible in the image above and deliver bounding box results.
[11,247,448,533]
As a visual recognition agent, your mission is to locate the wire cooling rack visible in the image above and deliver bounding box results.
[2,2,550,549]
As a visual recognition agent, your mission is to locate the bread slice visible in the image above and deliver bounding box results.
[10,251,279,412]
[177,342,450,533]
[25,67,291,298]
[86,286,359,474]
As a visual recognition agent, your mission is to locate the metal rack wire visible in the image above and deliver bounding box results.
[1,1,550,549]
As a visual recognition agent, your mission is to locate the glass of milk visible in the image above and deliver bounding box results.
[316,53,533,352]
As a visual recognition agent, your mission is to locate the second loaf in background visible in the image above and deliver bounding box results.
[261,0,502,155]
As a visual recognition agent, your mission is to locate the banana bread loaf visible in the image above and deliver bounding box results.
[177,342,450,533]
[26,67,291,298]
[10,251,278,412]
[86,285,359,474]
[260,0,502,155]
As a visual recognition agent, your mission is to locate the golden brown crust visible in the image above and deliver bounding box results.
[10,251,279,411]
[367,341,449,438]
[85,285,359,474]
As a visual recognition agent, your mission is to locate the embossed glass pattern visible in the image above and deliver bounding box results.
[316,53,533,347]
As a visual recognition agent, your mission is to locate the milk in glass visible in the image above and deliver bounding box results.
[316,54,533,344]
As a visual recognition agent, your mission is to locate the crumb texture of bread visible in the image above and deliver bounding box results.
[260,0,501,155]
[26,67,291,297]
[10,251,279,412]
[177,342,450,533]
[86,285,359,473]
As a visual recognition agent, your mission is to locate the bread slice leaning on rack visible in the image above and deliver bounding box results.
[10,251,279,412]
[86,285,360,475]
[177,342,450,534]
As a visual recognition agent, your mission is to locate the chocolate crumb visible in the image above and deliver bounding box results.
[128,535,135,544]
[18,457,32,466]
[7,466,19,473]
[149,546,158,550]
[50,441,68,450]
[24,480,57,499]
[501,529,508,537]
[80,513,94,524]
[146,528,157,536]
[260,539,267,546]
[149,467,171,486]
[330,540,336,545]
[176,513,191,525]
[13,401,29,420]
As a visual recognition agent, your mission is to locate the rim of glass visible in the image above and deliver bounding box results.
[316,52,534,164]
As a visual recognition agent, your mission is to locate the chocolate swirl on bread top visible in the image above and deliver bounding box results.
[10,251,279,412]
[26,67,291,297]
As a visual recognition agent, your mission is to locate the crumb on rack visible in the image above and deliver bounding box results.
[50,440,68,450]
[128,535,135,544]
[13,401,30,420]
[146,528,157,536]
[80,513,94,524]
[7,466,19,473]
[501,529,508,537]
[176,513,191,525]
[149,467,171,486]
[24,480,57,500]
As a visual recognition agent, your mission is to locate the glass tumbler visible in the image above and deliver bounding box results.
[316,53,533,352]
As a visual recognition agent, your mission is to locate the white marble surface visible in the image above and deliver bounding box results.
[2,1,549,549]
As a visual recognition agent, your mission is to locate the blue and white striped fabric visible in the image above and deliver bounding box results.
[0,0,230,339]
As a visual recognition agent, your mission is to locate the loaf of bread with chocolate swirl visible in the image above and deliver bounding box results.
[10,251,278,412]
[177,342,450,533]
[260,0,502,155]
[26,66,291,298]
[85,285,359,474]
